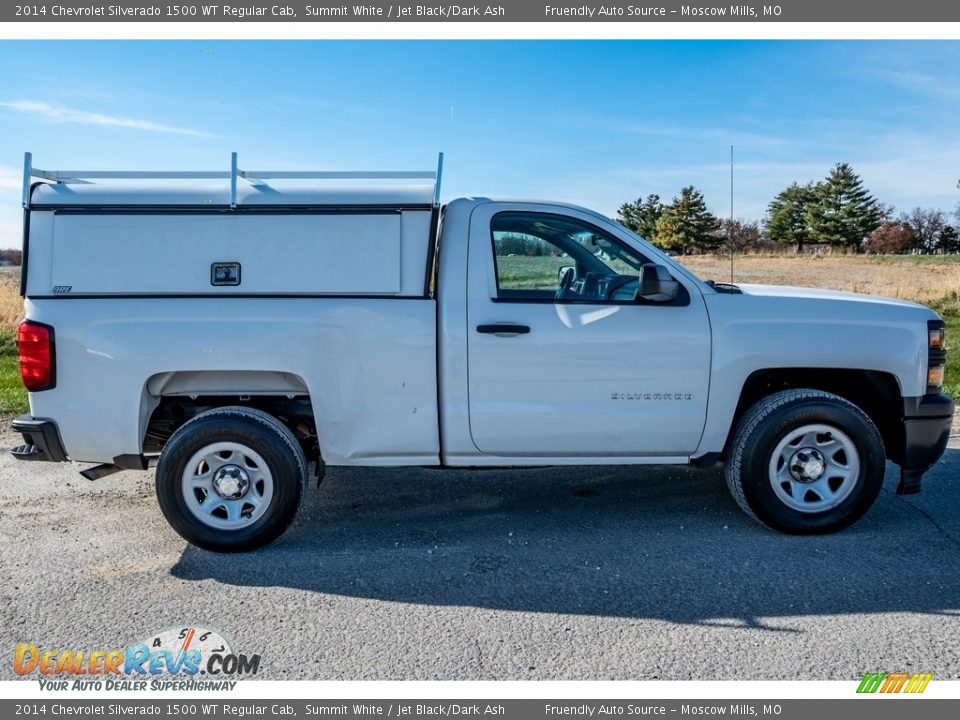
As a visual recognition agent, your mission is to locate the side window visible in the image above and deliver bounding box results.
[491,211,651,302]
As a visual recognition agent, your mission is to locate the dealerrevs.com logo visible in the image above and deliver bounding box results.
[14,626,261,691]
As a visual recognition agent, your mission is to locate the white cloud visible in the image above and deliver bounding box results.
[0,213,22,251]
[0,165,22,191]
[0,100,213,137]
[556,112,788,150]
[0,167,24,249]
[868,68,960,104]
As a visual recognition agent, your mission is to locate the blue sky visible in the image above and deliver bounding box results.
[1,40,959,247]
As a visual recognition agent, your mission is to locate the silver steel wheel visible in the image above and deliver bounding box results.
[181,441,274,530]
[768,423,860,514]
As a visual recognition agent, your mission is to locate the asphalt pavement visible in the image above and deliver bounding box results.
[1,424,958,680]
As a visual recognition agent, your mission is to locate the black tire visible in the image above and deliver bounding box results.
[725,389,885,534]
[156,407,307,552]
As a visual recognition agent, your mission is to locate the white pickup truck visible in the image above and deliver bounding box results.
[11,153,953,551]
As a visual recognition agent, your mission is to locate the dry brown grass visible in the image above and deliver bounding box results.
[678,254,960,305]
[0,268,23,335]
[0,256,956,338]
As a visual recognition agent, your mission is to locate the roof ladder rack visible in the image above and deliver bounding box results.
[22,151,444,209]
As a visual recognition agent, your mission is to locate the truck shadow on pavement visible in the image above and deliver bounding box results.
[171,449,960,628]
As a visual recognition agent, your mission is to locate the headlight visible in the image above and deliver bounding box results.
[928,365,945,389]
[927,320,946,394]
[929,327,945,349]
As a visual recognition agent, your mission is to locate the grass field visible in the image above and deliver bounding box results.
[678,255,960,398]
[0,256,956,416]
[943,316,960,398]
[496,255,571,289]
[0,268,25,414]
[0,330,24,415]
[680,253,960,306]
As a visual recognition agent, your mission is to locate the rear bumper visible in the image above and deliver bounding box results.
[898,394,954,495]
[9,415,68,462]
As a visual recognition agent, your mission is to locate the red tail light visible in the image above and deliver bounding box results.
[18,321,56,392]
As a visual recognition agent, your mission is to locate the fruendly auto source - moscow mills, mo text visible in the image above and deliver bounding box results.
[543,5,780,18]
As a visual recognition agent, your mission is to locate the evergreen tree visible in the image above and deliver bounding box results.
[765,182,817,251]
[807,163,883,250]
[653,186,719,254]
[617,194,664,240]
[936,225,959,254]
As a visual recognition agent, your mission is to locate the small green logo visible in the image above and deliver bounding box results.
[857,672,932,694]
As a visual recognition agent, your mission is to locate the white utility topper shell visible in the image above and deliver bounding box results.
[12,152,953,551]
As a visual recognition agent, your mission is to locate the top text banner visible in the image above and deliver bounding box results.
[6,1,960,22]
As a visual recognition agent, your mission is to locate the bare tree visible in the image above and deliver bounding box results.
[902,207,946,253]
[717,218,773,253]
[956,178,960,227]
[0,248,23,266]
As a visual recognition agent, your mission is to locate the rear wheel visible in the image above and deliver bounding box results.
[725,389,885,534]
[156,407,307,552]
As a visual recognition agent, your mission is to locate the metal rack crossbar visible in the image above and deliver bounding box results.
[23,151,444,209]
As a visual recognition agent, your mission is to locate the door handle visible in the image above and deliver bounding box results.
[476,323,531,335]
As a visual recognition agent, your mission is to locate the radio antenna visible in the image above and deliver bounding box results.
[729,145,734,284]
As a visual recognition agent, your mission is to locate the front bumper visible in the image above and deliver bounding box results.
[9,415,68,462]
[898,394,954,495]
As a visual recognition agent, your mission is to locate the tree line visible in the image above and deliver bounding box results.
[0,248,22,266]
[617,163,960,255]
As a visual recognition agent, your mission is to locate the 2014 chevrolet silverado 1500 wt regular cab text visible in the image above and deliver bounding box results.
[10,153,954,551]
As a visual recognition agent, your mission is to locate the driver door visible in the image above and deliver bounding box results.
[466,203,711,457]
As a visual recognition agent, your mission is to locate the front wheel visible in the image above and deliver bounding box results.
[725,389,885,534]
[156,407,307,552]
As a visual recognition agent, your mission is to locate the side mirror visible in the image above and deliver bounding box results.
[638,264,679,303]
[557,265,575,288]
